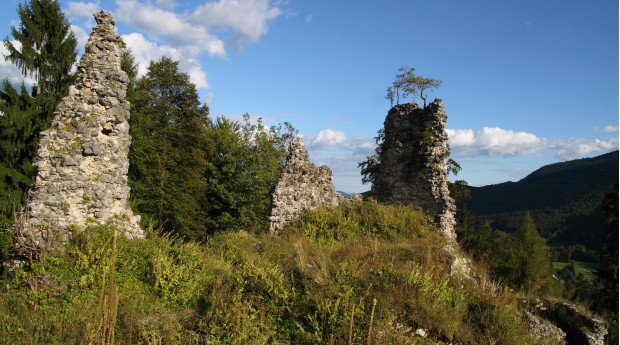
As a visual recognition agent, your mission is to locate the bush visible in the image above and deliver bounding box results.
[0,202,538,344]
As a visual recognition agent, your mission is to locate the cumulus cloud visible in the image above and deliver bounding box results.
[114,0,226,57]
[120,32,182,77]
[189,0,281,51]
[552,137,618,160]
[70,25,90,51]
[447,127,545,157]
[64,0,282,92]
[67,2,101,19]
[0,41,36,88]
[312,129,346,146]
[447,126,618,160]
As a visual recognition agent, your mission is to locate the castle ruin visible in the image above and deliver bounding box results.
[268,138,343,234]
[371,99,456,240]
[14,11,142,251]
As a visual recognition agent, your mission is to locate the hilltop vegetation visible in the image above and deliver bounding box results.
[0,1,616,343]
[0,201,537,344]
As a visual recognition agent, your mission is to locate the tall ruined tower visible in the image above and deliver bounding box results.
[371,99,456,239]
[15,11,142,250]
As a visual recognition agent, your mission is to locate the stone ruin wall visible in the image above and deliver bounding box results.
[15,11,143,249]
[371,99,456,240]
[268,138,344,234]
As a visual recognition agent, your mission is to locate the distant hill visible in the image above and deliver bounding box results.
[460,150,618,252]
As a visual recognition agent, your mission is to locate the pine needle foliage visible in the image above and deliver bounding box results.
[0,0,77,227]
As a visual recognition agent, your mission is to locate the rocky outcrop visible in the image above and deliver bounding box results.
[13,11,142,252]
[523,298,608,345]
[371,100,456,240]
[268,138,343,234]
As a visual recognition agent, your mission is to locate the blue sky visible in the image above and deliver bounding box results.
[1,0,618,192]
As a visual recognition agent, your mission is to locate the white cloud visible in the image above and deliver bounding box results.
[189,0,282,51]
[67,2,101,19]
[114,0,226,57]
[120,32,178,77]
[552,137,619,160]
[312,129,346,146]
[181,58,209,89]
[446,129,475,147]
[70,25,90,51]
[448,127,545,157]
[0,41,36,89]
[121,32,211,88]
[594,125,619,133]
[63,0,282,93]
[448,126,618,160]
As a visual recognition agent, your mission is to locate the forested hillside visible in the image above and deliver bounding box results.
[461,150,618,256]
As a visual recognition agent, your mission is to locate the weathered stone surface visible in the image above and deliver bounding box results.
[371,100,456,240]
[268,138,343,234]
[522,298,608,345]
[13,11,143,251]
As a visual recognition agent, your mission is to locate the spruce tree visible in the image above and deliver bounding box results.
[0,0,77,225]
[3,0,77,102]
[512,213,554,292]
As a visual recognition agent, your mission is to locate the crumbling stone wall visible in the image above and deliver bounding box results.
[371,99,456,239]
[15,11,142,249]
[268,138,343,234]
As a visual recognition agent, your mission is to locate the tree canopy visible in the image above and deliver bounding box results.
[0,0,77,226]
[128,57,210,239]
[385,66,442,107]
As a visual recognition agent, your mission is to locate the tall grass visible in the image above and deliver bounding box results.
[0,201,538,344]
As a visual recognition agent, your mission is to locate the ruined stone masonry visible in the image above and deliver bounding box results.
[371,99,456,240]
[15,11,143,249]
[268,138,344,234]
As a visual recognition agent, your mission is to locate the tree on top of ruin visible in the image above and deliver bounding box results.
[404,74,442,108]
[385,67,442,107]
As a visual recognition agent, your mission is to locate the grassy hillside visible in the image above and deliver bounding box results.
[461,150,618,253]
[0,201,537,344]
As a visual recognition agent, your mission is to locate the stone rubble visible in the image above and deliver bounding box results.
[268,137,343,234]
[14,11,143,251]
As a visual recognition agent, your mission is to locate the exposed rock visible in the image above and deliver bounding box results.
[11,11,142,254]
[371,100,456,240]
[268,138,343,234]
[523,298,608,345]
[524,310,567,344]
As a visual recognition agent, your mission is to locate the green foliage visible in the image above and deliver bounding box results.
[3,0,78,99]
[457,209,558,295]
[128,57,210,239]
[358,128,383,186]
[595,183,619,345]
[128,56,297,239]
[282,200,433,242]
[204,114,297,234]
[0,202,537,344]
[385,66,442,106]
[512,214,554,293]
[119,47,138,87]
[462,150,619,253]
[0,0,77,240]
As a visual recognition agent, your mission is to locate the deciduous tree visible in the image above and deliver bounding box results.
[128,57,210,239]
[204,114,297,233]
